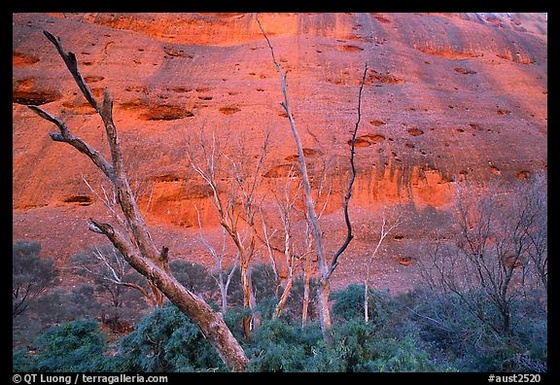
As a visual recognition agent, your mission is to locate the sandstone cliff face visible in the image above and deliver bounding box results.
[12,13,547,289]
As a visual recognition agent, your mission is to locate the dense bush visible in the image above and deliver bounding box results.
[328,285,455,372]
[407,287,547,372]
[329,317,456,372]
[245,318,325,371]
[13,240,58,318]
[13,318,117,372]
[118,303,226,372]
[245,284,456,372]
[245,316,443,372]
[12,244,546,373]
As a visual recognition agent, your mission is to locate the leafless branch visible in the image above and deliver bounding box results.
[42,30,100,111]
[256,16,326,276]
[257,16,368,340]
[28,106,115,181]
[328,62,368,278]
[29,30,249,371]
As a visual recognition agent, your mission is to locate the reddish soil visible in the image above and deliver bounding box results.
[12,13,547,294]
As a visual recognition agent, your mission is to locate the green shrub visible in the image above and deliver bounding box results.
[246,318,325,372]
[327,286,457,372]
[407,287,547,372]
[13,318,114,372]
[330,283,367,321]
[330,284,400,328]
[327,317,448,372]
[244,286,455,373]
[13,240,58,318]
[118,303,226,372]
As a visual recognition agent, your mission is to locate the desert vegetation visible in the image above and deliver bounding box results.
[13,243,547,372]
[12,172,547,372]
[13,19,546,373]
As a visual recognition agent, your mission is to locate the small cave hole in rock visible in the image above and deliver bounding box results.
[63,195,94,206]
[407,128,424,136]
[219,106,241,115]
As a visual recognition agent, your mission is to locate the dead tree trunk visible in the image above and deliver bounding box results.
[257,18,367,343]
[188,129,266,337]
[28,30,248,372]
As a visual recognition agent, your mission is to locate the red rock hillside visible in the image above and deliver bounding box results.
[12,13,547,292]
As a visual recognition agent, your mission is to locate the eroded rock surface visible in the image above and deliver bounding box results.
[12,13,547,290]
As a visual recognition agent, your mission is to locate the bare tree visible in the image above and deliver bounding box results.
[257,17,367,342]
[419,174,547,336]
[513,172,547,293]
[187,128,269,337]
[363,210,401,323]
[259,151,334,324]
[260,166,301,319]
[196,207,239,314]
[28,31,248,372]
[72,244,163,308]
[295,162,332,326]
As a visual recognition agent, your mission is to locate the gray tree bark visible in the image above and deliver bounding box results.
[257,18,367,343]
[28,30,248,372]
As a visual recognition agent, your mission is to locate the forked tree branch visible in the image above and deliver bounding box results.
[28,105,115,181]
[28,30,249,372]
[43,30,100,111]
[30,31,163,269]
[328,63,368,278]
[257,16,367,281]
[256,16,326,274]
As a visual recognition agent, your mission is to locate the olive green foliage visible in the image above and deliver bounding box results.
[245,284,454,372]
[246,318,325,371]
[408,287,547,372]
[327,319,420,372]
[330,283,367,320]
[118,303,226,372]
[170,259,215,295]
[13,319,117,372]
[13,281,546,372]
[12,241,546,373]
[12,240,58,318]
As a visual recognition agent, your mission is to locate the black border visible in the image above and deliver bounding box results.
[8,3,554,382]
